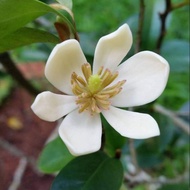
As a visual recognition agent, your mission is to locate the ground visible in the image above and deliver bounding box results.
[0,63,57,190]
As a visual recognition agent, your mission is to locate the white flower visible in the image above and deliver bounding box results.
[31,24,169,156]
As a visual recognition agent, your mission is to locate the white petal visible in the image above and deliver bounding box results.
[93,24,132,74]
[111,51,169,107]
[45,40,87,94]
[102,106,160,139]
[31,91,77,122]
[59,110,102,156]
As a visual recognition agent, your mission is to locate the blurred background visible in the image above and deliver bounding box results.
[0,0,189,190]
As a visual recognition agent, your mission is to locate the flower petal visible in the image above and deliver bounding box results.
[111,51,169,107]
[93,24,132,74]
[31,91,77,122]
[45,40,87,94]
[59,110,102,156]
[102,106,160,139]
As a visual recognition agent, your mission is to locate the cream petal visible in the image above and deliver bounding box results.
[93,24,132,74]
[59,110,102,156]
[102,106,160,139]
[31,91,77,122]
[45,40,87,94]
[111,51,169,107]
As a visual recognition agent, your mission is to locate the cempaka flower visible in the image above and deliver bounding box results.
[31,24,169,156]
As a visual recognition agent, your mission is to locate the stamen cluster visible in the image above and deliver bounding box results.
[71,63,126,114]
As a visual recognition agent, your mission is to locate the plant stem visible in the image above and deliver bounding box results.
[156,0,189,53]
[128,108,140,174]
[135,0,145,53]
[156,0,172,53]
[0,52,40,96]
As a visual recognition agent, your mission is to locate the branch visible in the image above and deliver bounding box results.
[135,0,145,53]
[128,107,140,174]
[154,104,190,135]
[0,52,40,96]
[128,139,140,174]
[156,0,189,52]
[156,0,172,53]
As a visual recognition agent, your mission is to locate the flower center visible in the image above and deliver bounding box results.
[88,74,102,93]
[71,63,126,114]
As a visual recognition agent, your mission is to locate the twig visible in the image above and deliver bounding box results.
[8,158,27,190]
[156,0,172,53]
[175,111,190,117]
[154,104,190,135]
[0,52,40,96]
[135,0,145,53]
[128,139,140,174]
[156,0,189,52]
[128,107,140,174]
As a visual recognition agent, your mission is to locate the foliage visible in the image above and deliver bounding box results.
[0,0,189,189]
[51,151,123,190]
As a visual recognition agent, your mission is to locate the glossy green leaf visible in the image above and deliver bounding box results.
[56,0,73,9]
[0,0,75,39]
[38,137,74,173]
[51,151,123,190]
[0,27,59,53]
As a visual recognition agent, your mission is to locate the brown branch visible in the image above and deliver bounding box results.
[135,0,145,53]
[0,52,40,96]
[156,0,189,52]
[129,0,145,173]
[156,0,172,53]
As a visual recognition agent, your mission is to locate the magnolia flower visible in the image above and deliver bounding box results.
[31,24,169,156]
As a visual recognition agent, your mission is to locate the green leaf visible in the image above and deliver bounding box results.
[56,0,73,9]
[0,27,59,53]
[161,40,189,73]
[51,151,123,190]
[37,137,74,173]
[0,0,75,39]
[0,0,50,38]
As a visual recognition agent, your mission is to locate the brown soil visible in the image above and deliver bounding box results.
[0,63,57,190]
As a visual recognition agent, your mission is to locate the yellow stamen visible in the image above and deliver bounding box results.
[71,63,125,114]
